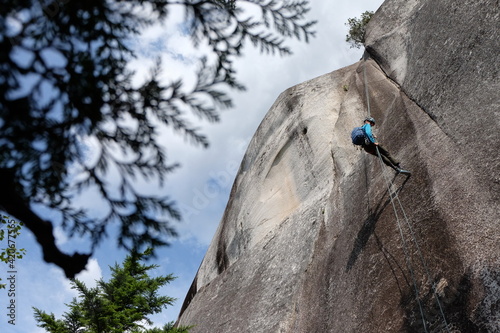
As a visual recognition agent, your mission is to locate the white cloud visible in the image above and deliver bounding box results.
[74,258,103,289]
[53,225,69,247]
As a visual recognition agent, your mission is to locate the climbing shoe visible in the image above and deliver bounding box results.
[396,168,411,175]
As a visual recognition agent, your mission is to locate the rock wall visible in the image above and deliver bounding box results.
[176,0,499,332]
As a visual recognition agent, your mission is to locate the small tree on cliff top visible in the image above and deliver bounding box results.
[33,249,190,333]
[345,11,374,48]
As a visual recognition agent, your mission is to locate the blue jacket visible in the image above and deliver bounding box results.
[362,123,377,143]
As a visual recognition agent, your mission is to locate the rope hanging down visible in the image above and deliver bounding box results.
[363,55,371,117]
[375,147,428,332]
[362,58,450,332]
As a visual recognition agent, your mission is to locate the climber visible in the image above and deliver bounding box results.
[351,117,411,175]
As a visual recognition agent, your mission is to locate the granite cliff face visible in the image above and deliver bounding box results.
[176,0,499,332]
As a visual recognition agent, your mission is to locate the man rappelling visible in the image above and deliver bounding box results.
[351,117,411,175]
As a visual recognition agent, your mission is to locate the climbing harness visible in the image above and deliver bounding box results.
[362,58,451,333]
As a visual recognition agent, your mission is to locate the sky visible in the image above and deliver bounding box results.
[1,0,385,332]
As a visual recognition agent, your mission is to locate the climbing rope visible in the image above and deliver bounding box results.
[388,177,451,331]
[362,58,451,332]
[375,147,429,332]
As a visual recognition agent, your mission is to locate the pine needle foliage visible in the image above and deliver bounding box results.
[0,215,26,289]
[345,10,374,48]
[0,1,316,276]
[33,249,191,333]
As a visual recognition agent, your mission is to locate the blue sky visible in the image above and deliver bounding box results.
[1,0,384,331]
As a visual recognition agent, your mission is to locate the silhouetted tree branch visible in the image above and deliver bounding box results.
[0,0,316,276]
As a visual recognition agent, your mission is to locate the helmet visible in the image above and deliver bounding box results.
[364,117,376,124]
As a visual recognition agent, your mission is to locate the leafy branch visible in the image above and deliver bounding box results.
[345,10,374,49]
[0,216,26,289]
